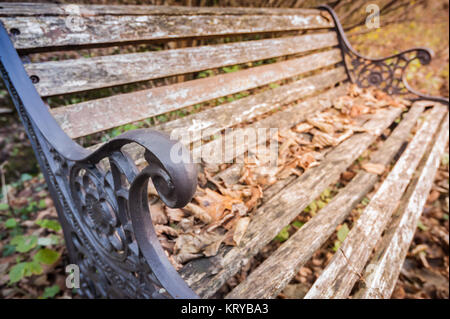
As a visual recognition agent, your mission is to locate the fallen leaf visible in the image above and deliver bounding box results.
[233,217,250,246]
[361,162,386,175]
[149,201,168,225]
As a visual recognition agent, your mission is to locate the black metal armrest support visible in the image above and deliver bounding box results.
[320,5,449,105]
[0,24,199,298]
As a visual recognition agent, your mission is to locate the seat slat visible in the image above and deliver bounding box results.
[225,102,427,299]
[354,111,449,299]
[304,104,447,299]
[27,32,338,96]
[52,48,342,138]
[2,13,333,50]
[180,106,402,298]
[0,3,327,17]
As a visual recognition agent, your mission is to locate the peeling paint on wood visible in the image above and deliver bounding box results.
[180,107,402,298]
[354,108,449,299]
[26,32,338,96]
[52,49,342,138]
[226,102,427,299]
[304,104,447,299]
[2,13,333,49]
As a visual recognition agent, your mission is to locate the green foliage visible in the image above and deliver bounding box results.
[292,220,304,229]
[37,235,60,247]
[41,285,60,299]
[5,218,18,229]
[2,244,16,257]
[441,152,449,166]
[274,225,290,242]
[417,221,429,231]
[0,203,9,211]
[33,248,61,265]
[9,261,43,284]
[222,65,240,73]
[333,223,350,252]
[10,235,38,253]
[35,219,61,232]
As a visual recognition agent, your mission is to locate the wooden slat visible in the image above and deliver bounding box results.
[304,104,448,299]
[354,110,449,299]
[180,107,402,298]
[2,13,333,50]
[123,67,347,163]
[27,32,338,96]
[52,49,342,138]
[0,3,328,16]
[226,102,427,299]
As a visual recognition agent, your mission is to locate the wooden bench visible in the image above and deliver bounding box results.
[0,3,448,299]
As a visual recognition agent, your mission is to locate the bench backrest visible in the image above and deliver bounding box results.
[1,3,346,144]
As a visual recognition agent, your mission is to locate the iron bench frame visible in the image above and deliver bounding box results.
[0,5,448,298]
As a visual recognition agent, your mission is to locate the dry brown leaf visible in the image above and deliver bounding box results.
[294,122,313,133]
[184,202,212,224]
[312,131,337,148]
[306,117,335,134]
[297,152,316,170]
[195,188,242,222]
[150,201,168,225]
[155,224,178,237]
[361,162,386,175]
[165,207,185,222]
[233,217,250,246]
[244,186,263,211]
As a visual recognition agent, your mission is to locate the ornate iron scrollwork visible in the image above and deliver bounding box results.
[319,5,449,105]
[0,24,199,298]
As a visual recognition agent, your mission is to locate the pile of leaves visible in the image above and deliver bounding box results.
[150,84,407,270]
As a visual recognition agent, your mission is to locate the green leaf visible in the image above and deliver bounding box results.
[332,240,341,252]
[337,223,350,242]
[10,235,38,253]
[20,173,33,182]
[417,221,429,231]
[9,261,43,284]
[0,203,9,211]
[38,199,47,209]
[292,221,304,228]
[41,285,60,299]
[274,225,290,242]
[8,262,27,284]
[35,219,61,232]
[316,200,327,210]
[2,244,16,257]
[33,248,61,265]
[441,152,449,166]
[5,218,18,229]
[361,197,370,206]
[37,235,59,246]
[443,214,449,221]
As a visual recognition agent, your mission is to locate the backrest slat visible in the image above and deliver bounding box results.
[52,48,342,138]
[26,32,338,96]
[1,12,333,50]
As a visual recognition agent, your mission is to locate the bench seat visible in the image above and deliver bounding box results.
[0,2,448,299]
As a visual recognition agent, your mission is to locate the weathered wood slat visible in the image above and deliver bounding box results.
[225,102,427,299]
[124,67,347,163]
[354,109,449,299]
[180,107,402,298]
[52,49,342,138]
[2,13,333,50]
[303,104,447,299]
[0,3,327,16]
[27,32,338,96]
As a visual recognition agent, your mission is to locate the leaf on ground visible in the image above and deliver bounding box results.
[33,248,61,265]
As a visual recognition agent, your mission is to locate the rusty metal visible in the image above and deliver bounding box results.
[0,23,198,299]
[319,5,449,105]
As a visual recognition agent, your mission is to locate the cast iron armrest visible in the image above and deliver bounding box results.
[319,5,449,105]
[0,23,199,298]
